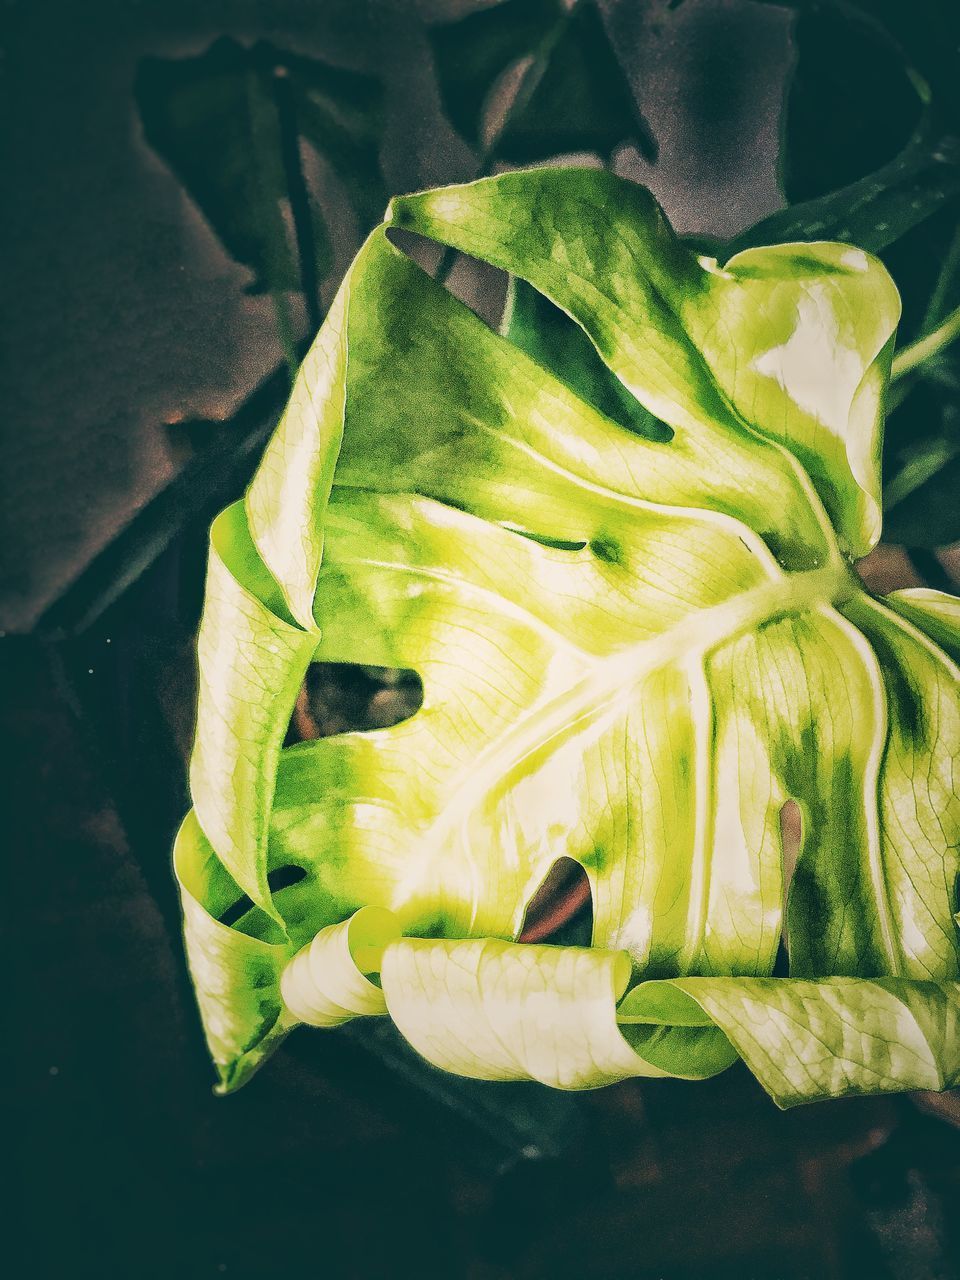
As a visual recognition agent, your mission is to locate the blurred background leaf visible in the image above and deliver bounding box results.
[778,2,921,203]
[727,122,960,256]
[136,37,384,359]
[883,223,960,547]
[733,0,960,258]
[137,39,312,293]
[283,48,387,234]
[429,0,656,164]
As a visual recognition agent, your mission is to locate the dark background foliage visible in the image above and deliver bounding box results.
[4,1,960,1276]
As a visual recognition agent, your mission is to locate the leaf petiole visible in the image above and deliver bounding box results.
[891,300,960,380]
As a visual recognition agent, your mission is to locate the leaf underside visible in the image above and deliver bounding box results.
[179,167,960,1107]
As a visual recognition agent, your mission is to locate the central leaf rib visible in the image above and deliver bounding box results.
[385,561,858,937]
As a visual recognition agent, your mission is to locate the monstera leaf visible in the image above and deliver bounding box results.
[177,168,960,1106]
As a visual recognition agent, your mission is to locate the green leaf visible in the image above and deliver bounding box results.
[383,942,960,1104]
[729,122,960,256]
[174,812,294,1092]
[736,0,960,257]
[257,907,960,1106]
[429,0,655,163]
[380,937,736,1088]
[886,589,960,661]
[189,502,319,915]
[245,282,350,628]
[776,3,922,205]
[180,168,960,1106]
[663,975,960,1107]
[135,38,384,299]
[390,169,899,559]
[281,906,402,1027]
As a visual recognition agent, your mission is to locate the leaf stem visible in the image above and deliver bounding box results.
[922,222,960,330]
[891,301,960,380]
[883,437,960,510]
[884,371,915,412]
[272,62,323,339]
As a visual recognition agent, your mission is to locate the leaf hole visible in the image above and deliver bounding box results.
[386,225,509,330]
[519,857,593,945]
[286,662,423,743]
[780,799,803,890]
[500,523,588,553]
[499,281,675,444]
[218,864,307,927]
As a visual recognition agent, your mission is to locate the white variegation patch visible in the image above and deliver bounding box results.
[752,285,865,437]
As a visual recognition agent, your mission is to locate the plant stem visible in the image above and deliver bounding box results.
[478,0,586,172]
[884,371,915,413]
[922,220,960,330]
[891,301,960,380]
[245,67,300,378]
[272,63,323,339]
[883,437,960,509]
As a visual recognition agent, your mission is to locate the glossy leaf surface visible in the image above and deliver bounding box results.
[729,124,960,257]
[179,168,960,1104]
[739,0,958,256]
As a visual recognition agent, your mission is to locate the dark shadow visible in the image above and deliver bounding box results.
[218,864,307,927]
[286,662,423,743]
[520,856,593,945]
